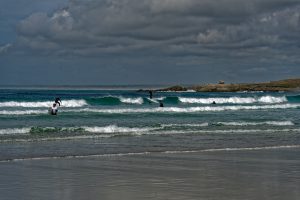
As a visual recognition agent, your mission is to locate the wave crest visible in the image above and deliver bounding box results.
[179,96,287,104]
[0,100,87,108]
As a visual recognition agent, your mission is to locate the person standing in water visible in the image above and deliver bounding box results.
[49,98,61,115]
[50,103,58,115]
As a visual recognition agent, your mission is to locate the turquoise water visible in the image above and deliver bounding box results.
[1,89,300,161]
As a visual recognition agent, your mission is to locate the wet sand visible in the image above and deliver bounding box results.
[1,148,300,200]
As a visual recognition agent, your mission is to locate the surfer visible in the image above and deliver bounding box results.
[50,103,58,115]
[55,97,62,106]
[159,101,164,107]
[149,90,153,99]
[212,101,216,104]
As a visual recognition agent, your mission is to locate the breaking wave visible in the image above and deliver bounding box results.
[119,97,143,104]
[0,110,46,115]
[82,125,158,133]
[1,103,299,116]
[179,96,287,104]
[0,123,298,137]
[0,128,31,135]
[0,100,87,108]
[79,104,300,114]
[0,95,292,109]
[0,125,159,136]
[216,121,295,126]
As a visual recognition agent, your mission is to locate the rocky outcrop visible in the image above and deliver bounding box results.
[159,85,187,92]
[158,78,300,92]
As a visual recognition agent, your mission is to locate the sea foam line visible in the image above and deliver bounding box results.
[79,104,300,114]
[0,128,31,135]
[216,121,295,126]
[82,125,159,133]
[0,110,46,115]
[1,126,300,138]
[1,104,299,116]
[0,100,87,108]
[163,145,300,154]
[0,125,160,135]
[179,96,287,104]
[2,145,300,163]
[0,152,152,163]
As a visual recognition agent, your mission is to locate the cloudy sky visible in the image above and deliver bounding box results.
[1,0,300,85]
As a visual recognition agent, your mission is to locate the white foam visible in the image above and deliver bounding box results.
[79,104,300,114]
[179,96,287,104]
[163,145,300,154]
[217,121,294,126]
[0,152,152,162]
[1,103,299,116]
[198,128,300,134]
[82,125,158,134]
[146,98,160,103]
[258,96,287,103]
[4,145,300,162]
[201,145,300,152]
[0,128,30,135]
[119,97,144,104]
[0,100,87,108]
[0,110,46,115]
[161,123,209,128]
[155,128,300,135]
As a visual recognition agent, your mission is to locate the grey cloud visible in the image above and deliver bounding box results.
[14,0,300,61]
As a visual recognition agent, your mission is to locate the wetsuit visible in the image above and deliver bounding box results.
[55,98,61,106]
[50,104,58,115]
[149,91,153,99]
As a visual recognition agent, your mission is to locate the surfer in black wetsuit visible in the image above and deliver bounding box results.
[212,101,216,104]
[149,90,153,99]
[50,103,58,115]
[55,97,62,106]
[159,101,164,107]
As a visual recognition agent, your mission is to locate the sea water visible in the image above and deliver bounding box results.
[1,88,300,161]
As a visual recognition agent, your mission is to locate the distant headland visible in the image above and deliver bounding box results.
[155,78,300,92]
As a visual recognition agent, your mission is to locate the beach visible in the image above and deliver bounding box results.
[1,147,300,200]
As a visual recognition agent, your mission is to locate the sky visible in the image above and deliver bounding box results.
[0,0,300,85]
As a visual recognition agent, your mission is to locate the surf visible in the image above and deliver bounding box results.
[178,96,287,104]
[0,100,87,108]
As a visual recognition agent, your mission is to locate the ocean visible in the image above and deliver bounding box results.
[1,88,300,161]
[1,88,300,199]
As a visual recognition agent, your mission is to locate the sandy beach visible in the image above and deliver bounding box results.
[1,147,300,200]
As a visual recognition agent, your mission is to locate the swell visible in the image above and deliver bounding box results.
[87,96,144,105]
[286,95,300,103]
